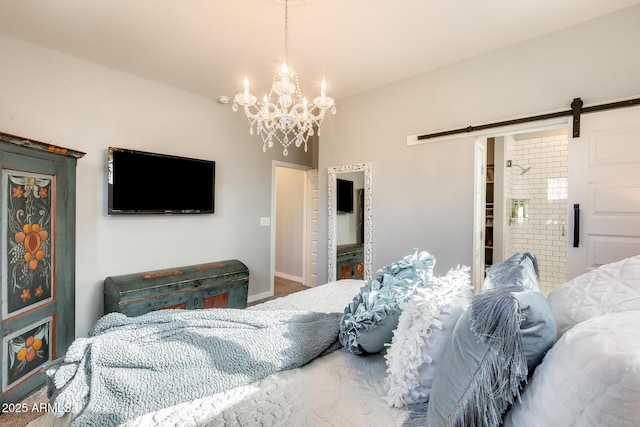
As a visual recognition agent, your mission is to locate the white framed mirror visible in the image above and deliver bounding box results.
[328,162,372,282]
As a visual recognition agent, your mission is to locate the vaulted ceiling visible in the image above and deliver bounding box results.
[1,0,639,102]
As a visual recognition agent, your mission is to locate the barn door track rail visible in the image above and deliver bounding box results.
[417,96,640,141]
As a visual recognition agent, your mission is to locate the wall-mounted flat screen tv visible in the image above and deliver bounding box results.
[336,178,354,213]
[108,147,215,214]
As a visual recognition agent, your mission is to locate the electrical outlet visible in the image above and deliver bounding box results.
[260,217,271,226]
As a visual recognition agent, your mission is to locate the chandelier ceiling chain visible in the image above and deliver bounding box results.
[232,0,336,156]
[283,0,288,61]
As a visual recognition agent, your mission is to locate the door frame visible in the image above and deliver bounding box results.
[471,118,569,289]
[472,138,487,292]
[270,161,312,296]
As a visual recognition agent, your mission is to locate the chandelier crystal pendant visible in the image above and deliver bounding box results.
[232,0,336,156]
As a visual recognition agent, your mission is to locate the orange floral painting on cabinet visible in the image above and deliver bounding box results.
[5,173,54,315]
[5,321,50,389]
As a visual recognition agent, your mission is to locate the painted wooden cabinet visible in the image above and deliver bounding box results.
[0,132,84,404]
[103,260,249,316]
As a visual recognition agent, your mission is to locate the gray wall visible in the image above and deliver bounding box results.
[0,34,311,336]
[318,5,640,283]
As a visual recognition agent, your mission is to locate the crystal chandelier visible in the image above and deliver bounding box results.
[232,0,336,156]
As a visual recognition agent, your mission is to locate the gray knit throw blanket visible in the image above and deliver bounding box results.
[46,308,342,427]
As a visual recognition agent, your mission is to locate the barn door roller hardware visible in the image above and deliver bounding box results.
[417,96,640,141]
[570,98,583,137]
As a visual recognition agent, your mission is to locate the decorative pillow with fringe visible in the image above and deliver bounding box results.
[383,266,472,407]
[426,285,556,427]
[482,252,540,292]
[339,249,435,354]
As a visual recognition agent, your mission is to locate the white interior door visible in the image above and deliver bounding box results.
[305,169,319,287]
[567,105,640,279]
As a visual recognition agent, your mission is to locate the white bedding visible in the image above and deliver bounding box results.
[546,254,640,338]
[30,280,410,427]
[502,255,640,427]
[503,310,640,427]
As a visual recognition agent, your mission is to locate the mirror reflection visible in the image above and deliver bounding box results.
[336,172,364,280]
[328,163,372,282]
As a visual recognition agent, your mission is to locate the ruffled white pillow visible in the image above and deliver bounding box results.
[383,265,472,407]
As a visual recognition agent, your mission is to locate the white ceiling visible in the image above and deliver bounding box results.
[1,0,639,102]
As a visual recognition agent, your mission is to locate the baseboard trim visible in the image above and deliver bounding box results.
[274,272,304,283]
[247,290,273,303]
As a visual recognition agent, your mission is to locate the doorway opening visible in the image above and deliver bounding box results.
[271,162,316,301]
[478,127,569,295]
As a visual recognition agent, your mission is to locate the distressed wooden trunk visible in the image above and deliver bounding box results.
[103,260,249,316]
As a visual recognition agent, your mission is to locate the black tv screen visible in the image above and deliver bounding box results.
[108,147,215,214]
[336,178,354,213]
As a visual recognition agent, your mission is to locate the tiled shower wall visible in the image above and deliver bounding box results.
[503,130,568,295]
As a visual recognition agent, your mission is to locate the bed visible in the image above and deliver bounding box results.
[31,251,640,427]
[31,279,412,427]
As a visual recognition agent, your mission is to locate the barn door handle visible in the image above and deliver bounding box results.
[573,204,580,247]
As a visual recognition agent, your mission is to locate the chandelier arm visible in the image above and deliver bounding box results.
[303,110,327,123]
[241,105,263,121]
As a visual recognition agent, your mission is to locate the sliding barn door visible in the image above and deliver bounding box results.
[567,105,640,279]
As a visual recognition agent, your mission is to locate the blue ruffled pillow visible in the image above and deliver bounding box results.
[339,249,435,354]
